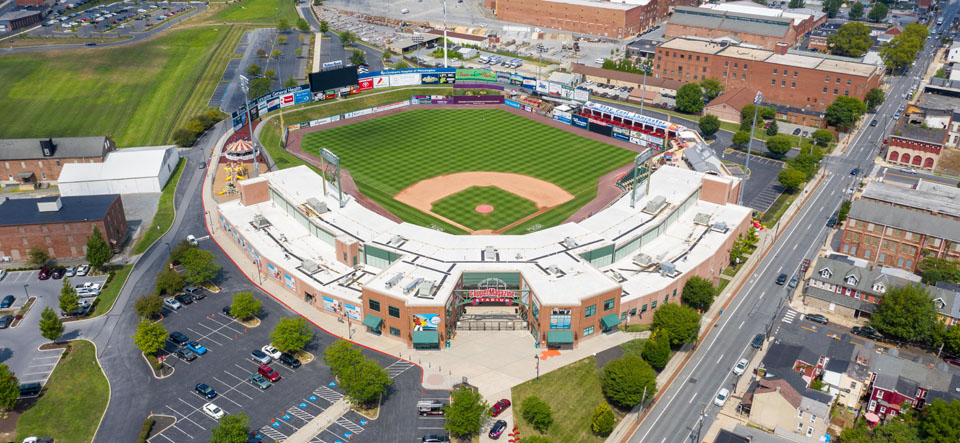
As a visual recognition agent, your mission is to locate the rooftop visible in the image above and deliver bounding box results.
[848,199,960,243]
[0,195,120,227]
[862,180,960,219]
[57,145,178,184]
[670,6,793,38]
[542,0,643,11]
[0,10,43,21]
[893,120,949,145]
[658,37,727,54]
[0,136,109,161]
[571,64,684,90]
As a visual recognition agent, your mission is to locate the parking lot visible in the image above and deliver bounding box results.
[719,150,786,214]
[26,1,197,40]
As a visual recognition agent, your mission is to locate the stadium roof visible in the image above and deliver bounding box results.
[0,195,119,227]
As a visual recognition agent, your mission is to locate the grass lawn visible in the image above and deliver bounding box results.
[511,357,614,443]
[0,25,243,146]
[300,109,635,233]
[209,0,299,25]
[16,341,109,443]
[717,277,731,294]
[135,158,186,254]
[91,264,134,317]
[431,186,538,231]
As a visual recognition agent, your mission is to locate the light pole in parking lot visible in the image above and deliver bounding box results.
[739,91,763,206]
[412,34,424,68]
[23,284,28,299]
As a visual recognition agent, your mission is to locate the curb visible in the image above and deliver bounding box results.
[140,352,176,380]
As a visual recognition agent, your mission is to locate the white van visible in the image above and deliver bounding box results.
[401,8,409,13]
[187,234,198,246]
[478,56,488,63]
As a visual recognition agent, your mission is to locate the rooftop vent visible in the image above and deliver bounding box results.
[252,214,270,228]
[301,259,319,274]
[546,265,565,277]
[693,213,711,226]
[388,235,405,247]
[418,280,436,298]
[562,237,578,249]
[385,273,403,288]
[658,261,679,278]
[403,277,423,295]
[483,246,497,261]
[305,197,329,215]
[642,195,667,214]
[37,197,62,213]
[633,254,655,268]
[39,138,56,157]
[711,221,729,233]
[609,270,626,282]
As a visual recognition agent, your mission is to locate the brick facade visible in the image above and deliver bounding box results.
[0,196,127,260]
[484,0,696,38]
[886,135,943,170]
[0,137,115,183]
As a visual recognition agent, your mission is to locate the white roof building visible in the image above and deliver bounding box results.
[57,145,180,196]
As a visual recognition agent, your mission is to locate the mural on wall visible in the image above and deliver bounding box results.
[322,296,340,314]
[550,308,571,329]
[412,313,441,331]
[267,263,281,280]
[283,273,295,290]
[344,303,361,321]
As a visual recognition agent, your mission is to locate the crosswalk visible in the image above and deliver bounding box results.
[384,360,415,378]
[259,426,287,442]
[782,309,798,324]
[312,385,344,403]
[336,417,366,434]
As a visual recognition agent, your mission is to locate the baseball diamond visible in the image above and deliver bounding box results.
[430,186,539,232]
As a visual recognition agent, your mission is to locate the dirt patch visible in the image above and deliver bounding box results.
[39,342,69,351]
[396,172,574,212]
[938,148,960,177]
[0,397,39,441]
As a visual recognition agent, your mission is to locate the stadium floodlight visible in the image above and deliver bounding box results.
[738,91,763,206]
[238,75,259,176]
[536,44,548,84]
[630,148,654,208]
[412,34,425,69]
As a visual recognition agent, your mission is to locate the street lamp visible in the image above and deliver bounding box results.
[534,354,540,381]
[738,91,763,206]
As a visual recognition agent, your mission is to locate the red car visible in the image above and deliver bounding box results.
[38,268,51,280]
[258,364,281,382]
[800,258,810,273]
[946,357,960,366]
[490,399,511,417]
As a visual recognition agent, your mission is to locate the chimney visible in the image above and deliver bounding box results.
[775,42,789,55]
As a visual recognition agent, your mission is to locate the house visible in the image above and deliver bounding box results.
[865,346,960,420]
[742,370,832,440]
[803,255,918,320]
[948,41,960,64]
[0,10,42,32]
[886,115,948,170]
[703,88,755,124]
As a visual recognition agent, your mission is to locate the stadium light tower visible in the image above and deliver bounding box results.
[738,91,763,206]
[239,75,259,177]
[412,34,425,68]
[442,0,448,68]
[536,44,547,83]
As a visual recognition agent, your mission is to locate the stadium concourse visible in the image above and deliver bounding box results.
[214,122,752,350]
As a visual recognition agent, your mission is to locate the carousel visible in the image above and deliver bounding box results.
[223,139,258,162]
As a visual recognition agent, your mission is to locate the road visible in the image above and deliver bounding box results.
[880,166,959,187]
[627,3,958,441]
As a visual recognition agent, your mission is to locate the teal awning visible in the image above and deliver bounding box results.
[412,330,440,346]
[601,314,621,329]
[547,330,574,344]
[362,314,382,330]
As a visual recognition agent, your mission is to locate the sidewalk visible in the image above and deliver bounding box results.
[285,398,350,443]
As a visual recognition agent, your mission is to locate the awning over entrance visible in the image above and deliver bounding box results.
[412,331,440,347]
[362,314,382,330]
[547,330,574,344]
[601,314,621,330]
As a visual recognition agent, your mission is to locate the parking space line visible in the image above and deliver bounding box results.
[312,386,343,403]
[186,327,224,346]
[150,430,178,442]
[196,322,235,342]
[212,376,255,401]
[258,426,287,441]
[205,316,245,335]
[166,404,206,431]
[287,406,314,421]
[302,398,328,411]
[335,417,364,433]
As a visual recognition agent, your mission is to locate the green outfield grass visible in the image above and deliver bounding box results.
[210,0,299,24]
[0,25,243,146]
[300,108,635,234]
[431,186,538,231]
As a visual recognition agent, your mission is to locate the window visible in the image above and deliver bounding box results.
[651,301,658,309]
[390,327,401,337]
[724,61,729,67]
[368,299,380,312]
[641,304,648,312]
[781,80,786,87]
[695,55,700,61]
[774,68,778,74]
[850,381,858,389]
[825,76,830,82]
[603,298,615,310]
[743,63,748,69]
[878,253,886,262]
[794,71,798,77]
[583,326,594,336]
[734,63,738,68]
[388,306,400,318]
[772,79,776,85]
[56,160,60,166]
[836,77,841,84]
[906,260,913,268]
[704,57,708,62]
[844,90,849,96]
[847,79,852,85]
[733,73,737,79]
[810,415,817,424]
[897,258,905,267]
[673,289,677,298]
[834,89,838,95]
[585,304,596,318]
[797,423,804,432]
[823,87,828,93]
[877,391,884,400]
[792,82,796,88]
[806,426,814,437]
[680,54,684,59]
[865,249,871,259]
[41,173,46,180]
[798,409,804,418]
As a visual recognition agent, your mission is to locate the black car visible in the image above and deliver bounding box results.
[792,128,802,135]
[175,294,193,305]
[751,333,765,349]
[488,420,507,439]
[169,331,190,345]
[0,315,13,329]
[19,382,42,398]
[85,42,96,46]
[804,314,829,325]
[1,295,14,309]
[827,214,838,228]
[51,268,66,279]
[184,286,205,300]
[870,119,878,127]
[222,306,233,317]
[850,168,860,176]
[279,352,301,368]
[175,348,197,361]
[852,326,883,341]
[776,273,788,285]
[195,383,217,399]
[421,434,450,443]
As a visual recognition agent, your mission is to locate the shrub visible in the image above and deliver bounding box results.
[172,129,197,147]
[520,396,553,432]
[138,418,155,442]
[591,403,615,436]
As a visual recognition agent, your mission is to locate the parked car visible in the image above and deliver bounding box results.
[0,315,12,329]
[251,349,271,364]
[488,419,508,439]
[804,314,829,325]
[792,128,801,135]
[175,294,193,305]
[222,306,233,317]
[76,282,100,290]
[38,268,51,280]
[802,131,809,137]
[851,325,883,341]
[258,364,281,382]
[800,258,810,273]
[870,119,878,127]
[202,402,224,420]
[184,286,204,300]
[76,265,89,276]
[64,266,76,277]
[19,382,43,398]
[1,295,15,309]
[850,168,860,176]
[714,388,730,407]
[776,273,788,285]
[733,358,749,376]
[51,268,66,279]
[195,383,217,399]
[788,275,799,289]
[164,297,182,310]
[945,357,960,366]
[421,434,450,443]
[261,345,281,360]
[0,269,5,281]
[751,333,765,349]
[490,399,511,417]
[827,214,837,228]
[186,341,207,355]
[169,331,189,345]
[248,372,271,389]
[175,348,197,361]
[278,352,301,369]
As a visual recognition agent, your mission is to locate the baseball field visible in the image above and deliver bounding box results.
[300,108,636,234]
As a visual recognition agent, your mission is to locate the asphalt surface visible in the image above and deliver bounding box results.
[880,166,960,188]
[627,3,958,441]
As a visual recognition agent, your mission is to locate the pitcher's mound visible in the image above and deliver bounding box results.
[476,204,494,213]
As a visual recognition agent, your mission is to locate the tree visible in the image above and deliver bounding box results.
[740,104,757,126]
[758,106,776,120]
[732,131,751,148]
[828,22,872,57]
[881,23,928,72]
[169,240,193,265]
[296,18,310,32]
[765,134,793,156]
[248,78,272,99]
[0,364,17,412]
[256,48,267,58]
[210,412,250,443]
[812,129,833,147]
[872,285,943,345]
[865,87,885,110]
[246,64,262,77]
[172,129,197,147]
[132,319,168,356]
[675,82,704,114]
[323,340,364,377]
[85,226,112,269]
[699,114,720,137]
[765,120,779,136]
[39,307,64,342]
[180,248,220,285]
[825,96,867,131]
[340,358,391,406]
[920,399,960,443]
[918,257,960,285]
[788,0,804,8]
[944,325,960,360]
[382,49,394,60]
[264,69,277,79]
[520,396,553,432]
[28,247,49,267]
[591,403,615,436]
[270,317,314,353]
[395,61,410,69]
[641,328,671,370]
[778,168,807,193]
[836,199,852,224]
[822,0,841,18]
[868,2,889,22]
[700,78,723,101]
[277,35,287,45]
[135,295,163,320]
[651,303,700,346]
[230,292,261,320]
[444,385,490,438]
[154,268,185,296]
[271,49,282,59]
[338,30,355,46]
[277,18,291,32]
[284,77,298,88]
[848,1,864,20]
[681,276,716,311]
[319,20,329,33]
[601,355,657,408]
[349,49,366,66]
[730,235,748,265]
[185,119,206,135]
[59,278,79,315]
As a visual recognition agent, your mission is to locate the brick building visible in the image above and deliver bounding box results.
[0,10,42,32]
[886,118,947,170]
[654,37,884,121]
[0,195,127,260]
[0,137,115,184]
[483,0,696,38]
[838,181,960,273]
[15,0,55,6]
[666,5,824,51]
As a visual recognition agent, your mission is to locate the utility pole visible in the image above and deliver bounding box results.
[639,63,647,116]
[696,402,708,443]
[739,91,763,205]
[534,354,540,381]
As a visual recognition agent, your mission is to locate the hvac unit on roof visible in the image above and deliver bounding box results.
[610,270,625,282]
[483,246,497,261]
[252,214,270,228]
[562,237,578,249]
[711,221,729,233]
[643,195,667,214]
[301,259,319,274]
[388,235,405,246]
[633,254,655,268]
[305,197,329,215]
[418,280,436,298]
[547,265,561,275]
[403,277,424,295]
[658,261,679,278]
[693,213,711,226]
[385,273,403,288]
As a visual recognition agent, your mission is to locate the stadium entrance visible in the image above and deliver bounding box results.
[453,274,531,334]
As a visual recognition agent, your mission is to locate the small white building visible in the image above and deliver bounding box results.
[58,145,180,196]
[948,42,960,63]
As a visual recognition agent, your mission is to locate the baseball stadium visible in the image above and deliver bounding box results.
[215,89,752,349]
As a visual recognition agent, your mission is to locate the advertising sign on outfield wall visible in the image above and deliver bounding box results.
[536,80,549,93]
[372,76,389,89]
[421,74,440,85]
[456,68,498,82]
[522,77,536,88]
[504,99,521,109]
[453,95,505,104]
[280,93,295,108]
[390,73,422,87]
[571,114,589,129]
[553,109,572,125]
[573,89,590,102]
[248,104,260,121]
[293,89,312,105]
[356,78,374,91]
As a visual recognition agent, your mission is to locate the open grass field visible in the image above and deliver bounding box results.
[300,108,635,234]
[0,25,243,146]
[209,0,299,25]
[16,341,109,443]
[431,186,538,231]
[511,357,617,443]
